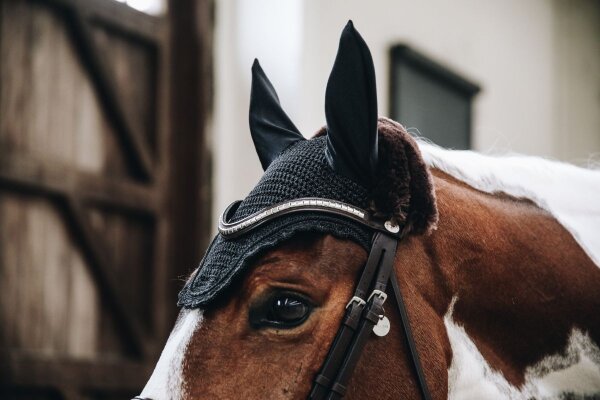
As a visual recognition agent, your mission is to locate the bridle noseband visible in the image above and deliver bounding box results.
[220,198,432,400]
[134,197,432,400]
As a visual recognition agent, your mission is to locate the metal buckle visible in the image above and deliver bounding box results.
[367,289,387,304]
[345,296,366,309]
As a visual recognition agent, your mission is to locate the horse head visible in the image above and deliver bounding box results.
[137,21,600,400]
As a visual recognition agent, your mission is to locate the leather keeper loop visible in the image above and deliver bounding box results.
[331,383,347,396]
[315,374,331,387]
[365,309,382,324]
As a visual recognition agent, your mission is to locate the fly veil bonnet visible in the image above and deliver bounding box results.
[178,21,437,308]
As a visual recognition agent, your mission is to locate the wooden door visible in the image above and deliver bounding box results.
[0,0,212,398]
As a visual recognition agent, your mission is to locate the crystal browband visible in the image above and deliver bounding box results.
[218,197,401,239]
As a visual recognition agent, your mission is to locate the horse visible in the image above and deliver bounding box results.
[136,21,600,399]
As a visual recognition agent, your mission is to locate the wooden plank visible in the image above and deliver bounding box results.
[19,201,49,351]
[0,351,150,391]
[20,0,156,180]
[42,198,72,354]
[27,3,53,163]
[57,386,80,400]
[162,0,214,328]
[67,246,99,359]
[91,23,158,156]
[0,195,25,349]
[0,194,99,359]
[0,194,151,359]
[0,0,132,178]
[64,8,155,181]
[0,151,158,214]
[64,198,149,358]
[147,0,173,343]
[0,0,32,154]
[47,6,79,177]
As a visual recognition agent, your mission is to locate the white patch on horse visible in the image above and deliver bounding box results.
[139,309,203,400]
[444,298,600,399]
[419,142,600,268]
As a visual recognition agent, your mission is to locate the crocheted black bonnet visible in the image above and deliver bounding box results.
[178,22,437,308]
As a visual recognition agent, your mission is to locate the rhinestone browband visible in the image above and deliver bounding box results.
[218,197,400,239]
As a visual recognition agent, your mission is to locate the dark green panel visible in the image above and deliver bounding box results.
[390,46,479,150]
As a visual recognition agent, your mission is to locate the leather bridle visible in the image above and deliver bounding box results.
[220,197,432,400]
[134,197,432,400]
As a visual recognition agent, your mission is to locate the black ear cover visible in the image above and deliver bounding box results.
[249,59,305,170]
[325,21,379,187]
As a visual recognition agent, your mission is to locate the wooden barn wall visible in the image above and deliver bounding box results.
[0,0,213,398]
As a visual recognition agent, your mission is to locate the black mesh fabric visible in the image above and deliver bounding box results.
[178,137,373,308]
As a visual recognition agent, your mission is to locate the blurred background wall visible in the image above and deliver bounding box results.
[0,0,598,399]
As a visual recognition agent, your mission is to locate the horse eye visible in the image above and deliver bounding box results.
[269,297,309,322]
[250,292,313,329]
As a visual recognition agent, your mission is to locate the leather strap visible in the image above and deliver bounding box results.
[309,233,398,399]
[309,233,392,399]
[325,234,398,400]
[308,232,432,400]
[390,269,432,400]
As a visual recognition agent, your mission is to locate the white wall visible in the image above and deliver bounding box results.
[212,0,304,228]
[212,0,600,226]
[552,0,600,164]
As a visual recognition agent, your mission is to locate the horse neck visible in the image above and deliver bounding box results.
[384,169,600,392]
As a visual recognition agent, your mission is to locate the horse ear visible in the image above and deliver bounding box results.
[325,21,378,187]
[250,59,305,170]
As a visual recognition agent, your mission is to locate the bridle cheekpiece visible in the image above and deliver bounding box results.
[218,196,431,400]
